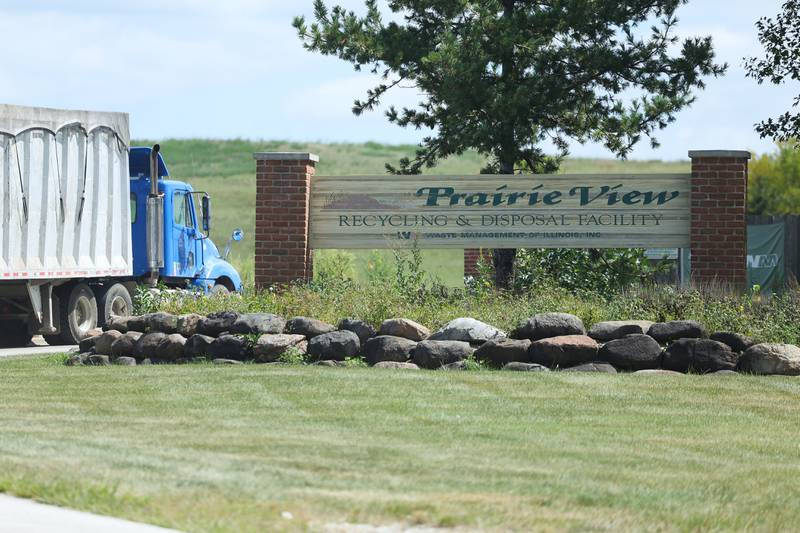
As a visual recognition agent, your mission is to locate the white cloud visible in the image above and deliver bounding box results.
[0,0,797,159]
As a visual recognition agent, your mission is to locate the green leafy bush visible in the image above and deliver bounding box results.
[511,248,668,295]
[749,143,800,214]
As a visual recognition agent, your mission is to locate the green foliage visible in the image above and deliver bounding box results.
[512,248,669,295]
[314,250,357,282]
[461,354,485,372]
[344,357,368,368]
[748,143,800,214]
[365,250,393,283]
[393,245,427,295]
[132,285,172,315]
[277,346,307,365]
[745,0,800,142]
[294,0,724,173]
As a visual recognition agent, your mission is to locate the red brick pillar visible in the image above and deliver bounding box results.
[254,152,318,289]
[464,248,492,277]
[689,150,750,288]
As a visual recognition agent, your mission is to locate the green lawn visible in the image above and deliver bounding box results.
[133,139,690,285]
[1,355,798,532]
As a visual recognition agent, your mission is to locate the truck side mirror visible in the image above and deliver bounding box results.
[201,195,211,232]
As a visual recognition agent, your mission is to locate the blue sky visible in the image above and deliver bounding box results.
[1,0,796,161]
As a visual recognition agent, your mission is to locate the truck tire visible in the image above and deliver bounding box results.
[210,283,230,296]
[54,283,98,345]
[0,320,33,348]
[98,283,133,326]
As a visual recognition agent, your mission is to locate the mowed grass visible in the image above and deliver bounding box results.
[132,139,690,285]
[1,355,799,532]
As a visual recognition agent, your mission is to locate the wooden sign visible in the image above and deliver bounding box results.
[310,174,691,249]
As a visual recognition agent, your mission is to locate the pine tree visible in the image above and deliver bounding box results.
[294,0,725,286]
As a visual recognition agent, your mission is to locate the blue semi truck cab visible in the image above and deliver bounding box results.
[129,146,242,294]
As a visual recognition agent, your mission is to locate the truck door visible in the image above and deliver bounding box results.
[171,191,201,278]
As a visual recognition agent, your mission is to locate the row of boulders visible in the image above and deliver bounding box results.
[64,311,800,376]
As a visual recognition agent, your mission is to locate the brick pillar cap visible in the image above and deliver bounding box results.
[688,150,751,159]
[253,152,319,162]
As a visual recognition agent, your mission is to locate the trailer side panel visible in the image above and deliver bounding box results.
[0,104,132,280]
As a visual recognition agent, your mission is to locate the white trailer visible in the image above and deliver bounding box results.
[0,104,134,345]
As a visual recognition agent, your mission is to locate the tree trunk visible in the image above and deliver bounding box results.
[493,0,517,289]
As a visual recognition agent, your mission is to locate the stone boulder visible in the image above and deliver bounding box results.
[110,331,143,359]
[427,317,505,344]
[598,334,662,371]
[528,335,599,368]
[184,334,216,359]
[145,312,179,334]
[648,320,706,344]
[104,315,131,333]
[86,354,110,366]
[710,332,756,353]
[154,334,187,362]
[94,330,124,355]
[285,316,336,338]
[411,340,474,369]
[739,343,800,375]
[338,319,377,348]
[253,334,308,363]
[633,369,684,376]
[502,362,549,372]
[511,313,585,341]
[230,313,286,335]
[474,338,532,367]
[313,360,346,367]
[198,311,240,337]
[364,336,417,365]
[662,338,738,373]
[373,361,420,370]
[78,333,101,354]
[208,335,253,361]
[212,358,243,365]
[378,318,430,341]
[114,356,137,366]
[307,330,361,362]
[588,320,654,342]
[126,315,147,333]
[441,360,468,371]
[562,362,618,373]
[65,353,89,366]
[176,314,204,338]
[133,332,167,360]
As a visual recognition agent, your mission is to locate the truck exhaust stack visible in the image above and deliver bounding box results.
[146,144,165,285]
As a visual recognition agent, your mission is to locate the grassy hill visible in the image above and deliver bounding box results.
[132,139,690,285]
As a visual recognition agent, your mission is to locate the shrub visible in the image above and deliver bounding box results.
[749,142,800,215]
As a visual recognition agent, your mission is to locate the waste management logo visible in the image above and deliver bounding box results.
[309,174,691,249]
[747,254,780,269]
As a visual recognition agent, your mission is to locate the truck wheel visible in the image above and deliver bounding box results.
[98,283,133,325]
[0,320,33,348]
[55,283,98,345]
[210,283,230,296]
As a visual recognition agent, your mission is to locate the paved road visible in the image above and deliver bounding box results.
[0,336,75,358]
[0,495,181,532]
